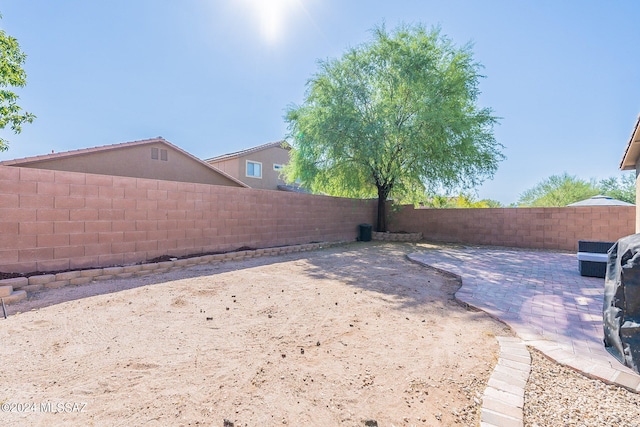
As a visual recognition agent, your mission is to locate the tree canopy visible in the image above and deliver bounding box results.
[517,172,636,206]
[0,14,35,151]
[598,173,635,204]
[284,24,503,231]
[424,192,502,208]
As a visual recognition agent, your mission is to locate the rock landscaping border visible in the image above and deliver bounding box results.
[0,242,343,304]
[372,231,422,242]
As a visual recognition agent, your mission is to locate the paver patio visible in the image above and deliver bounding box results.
[408,246,640,392]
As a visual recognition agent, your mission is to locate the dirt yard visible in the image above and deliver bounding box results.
[1,242,510,426]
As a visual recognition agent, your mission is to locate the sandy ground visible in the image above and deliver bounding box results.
[1,242,510,426]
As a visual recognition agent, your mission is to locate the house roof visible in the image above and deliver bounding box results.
[620,114,640,170]
[205,140,290,163]
[567,195,634,207]
[0,137,250,188]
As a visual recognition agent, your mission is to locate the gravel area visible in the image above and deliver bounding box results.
[525,349,640,426]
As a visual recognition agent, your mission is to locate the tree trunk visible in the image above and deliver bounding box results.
[376,186,388,232]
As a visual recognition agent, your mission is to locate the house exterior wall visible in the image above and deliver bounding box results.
[208,146,290,190]
[391,205,635,251]
[207,158,241,182]
[10,143,243,187]
[0,165,377,274]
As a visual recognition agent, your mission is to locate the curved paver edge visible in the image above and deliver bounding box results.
[407,254,640,394]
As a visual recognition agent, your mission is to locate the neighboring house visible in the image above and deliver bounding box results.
[0,137,248,188]
[567,195,634,207]
[205,141,291,190]
[619,114,640,231]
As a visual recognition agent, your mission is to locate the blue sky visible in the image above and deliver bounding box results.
[0,0,638,204]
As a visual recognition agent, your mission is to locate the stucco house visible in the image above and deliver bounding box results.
[205,141,291,190]
[619,114,640,231]
[0,137,247,188]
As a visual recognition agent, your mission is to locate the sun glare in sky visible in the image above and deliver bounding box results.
[238,0,301,45]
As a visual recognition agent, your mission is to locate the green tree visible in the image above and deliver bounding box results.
[284,24,503,231]
[598,173,635,204]
[517,172,636,207]
[0,14,35,151]
[423,192,502,208]
[517,173,599,207]
[479,198,503,208]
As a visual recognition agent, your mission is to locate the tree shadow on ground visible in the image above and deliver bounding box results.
[299,243,452,300]
[289,241,501,323]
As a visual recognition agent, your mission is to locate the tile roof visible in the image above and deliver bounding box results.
[0,137,249,188]
[620,114,640,170]
[0,137,168,166]
[205,140,290,163]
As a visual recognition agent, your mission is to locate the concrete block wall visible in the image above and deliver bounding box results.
[391,206,635,251]
[0,165,377,274]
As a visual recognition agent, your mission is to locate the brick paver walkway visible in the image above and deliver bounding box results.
[408,247,640,392]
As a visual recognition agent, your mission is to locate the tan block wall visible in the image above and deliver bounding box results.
[3,162,635,274]
[391,205,635,251]
[0,165,377,274]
